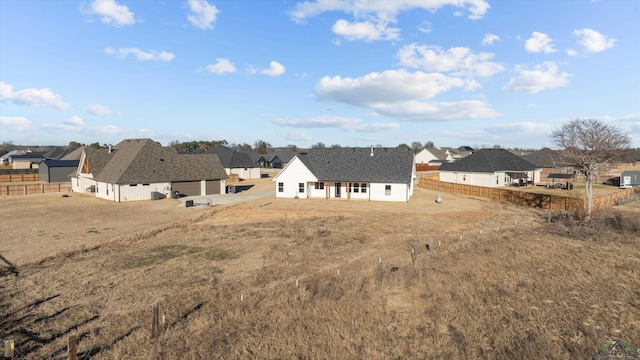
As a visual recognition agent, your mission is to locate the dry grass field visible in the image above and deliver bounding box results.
[1,176,639,359]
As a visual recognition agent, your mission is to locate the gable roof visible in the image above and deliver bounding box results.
[522,148,568,168]
[263,150,297,163]
[82,138,226,184]
[424,148,448,160]
[11,153,46,160]
[439,148,537,172]
[203,147,258,168]
[295,147,414,184]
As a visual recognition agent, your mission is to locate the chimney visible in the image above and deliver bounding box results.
[370,145,374,157]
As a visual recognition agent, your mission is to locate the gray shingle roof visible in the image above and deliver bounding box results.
[84,139,226,184]
[522,148,568,168]
[296,147,414,184]
[439,148,536,172]
[204,147,258,168]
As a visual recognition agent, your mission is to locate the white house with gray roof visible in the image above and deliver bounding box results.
[273,147,416,202]
[72,138,227,202]
[439,148,540,188]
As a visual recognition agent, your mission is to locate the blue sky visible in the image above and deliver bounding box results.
[1,0,639,149]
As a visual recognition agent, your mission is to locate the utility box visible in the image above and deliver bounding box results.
[185,200,194,207]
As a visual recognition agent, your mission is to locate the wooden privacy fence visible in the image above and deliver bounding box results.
[0,183,71,196]
[0,174,38,182]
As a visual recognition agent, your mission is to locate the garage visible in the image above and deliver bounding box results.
[206,180,221,195]
[171,181,201,196]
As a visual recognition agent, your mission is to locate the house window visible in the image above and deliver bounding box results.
[129,184,137,187]
[299,183,304,193]
[496,176,499,185]
[106,186,109,195]
[462,175,466,182]
[353,183,359,193]
[361,183,367,193]
[315,182,324,190]
[278,182,284,193]
[385,185,391,196]
[143,183,149,186]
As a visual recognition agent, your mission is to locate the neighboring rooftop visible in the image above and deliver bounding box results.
[439,148,537,172]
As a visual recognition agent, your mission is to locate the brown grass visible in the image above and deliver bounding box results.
[1,178,639,359]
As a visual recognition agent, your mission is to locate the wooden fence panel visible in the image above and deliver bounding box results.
[0,174,39,182]
[0,183,71,196]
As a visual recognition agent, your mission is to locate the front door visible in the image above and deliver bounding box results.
[335,182,341,198]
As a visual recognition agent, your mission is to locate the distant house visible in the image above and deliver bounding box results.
[39,160,80,183]
[415,148,448,166]
[439,148,540,188]
[71,138,227,202]
[620,171,640,188]
[259,150,297,169]
[273,147,416,202]
[522,148,571,179]
[201,147,261,179]
[11,152,46,169]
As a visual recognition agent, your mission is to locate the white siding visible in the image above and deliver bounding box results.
[440,170,541,188]
[369,183,410,202]
[230,167,261,179]
[273,157,317,198]
[415,149,437,164]
[309,182,328,199]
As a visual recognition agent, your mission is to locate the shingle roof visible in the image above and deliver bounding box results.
[296,147,414,184]
[84,139,226,184]
[264,150,297,163]
[522,148,568,168]
[439,148,536,172]
[204,147,258,168]
[41,160,79,167]
[11,153,46,160]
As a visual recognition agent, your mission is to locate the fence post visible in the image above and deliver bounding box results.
[4,338,14,360]
[68,335,78,360]
[151,303,159,338]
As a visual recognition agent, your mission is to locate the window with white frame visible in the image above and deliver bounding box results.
[315,182,324,190]
[299,183,304,193]
[361,183,367,193]
[385,185,391,196]
[278,182,284,192]
[353,183,359,193]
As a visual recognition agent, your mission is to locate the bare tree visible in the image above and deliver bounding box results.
[311,142,326,149]
[253,140,272,155]
[411,141,422,153]
[551,119,631,217]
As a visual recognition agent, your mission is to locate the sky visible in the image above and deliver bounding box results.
[1,0,639,150]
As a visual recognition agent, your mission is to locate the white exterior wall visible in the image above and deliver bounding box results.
[308,182,328,198]
[415,149,437,164]
[440,170,541,188]
[368,183,410,202]
[12,160,33,169]
[273,157,317,198]
[72,174,96,193]
[113,182,170,202]
[230,167,261,179]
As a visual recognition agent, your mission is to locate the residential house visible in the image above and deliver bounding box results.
[259,150,297,168]
[11,152,46,169]
[522,148,571,180]
[201,147,261,179]
[273,147,416,202]
[439,148,540,188]
[415,148,448,166]
[71,138,227,202]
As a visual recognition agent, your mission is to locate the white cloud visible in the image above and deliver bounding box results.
[417,21,431,34]
[205,58,236,74]
[290,0,490,23]
[503,62,570,94]
[272,115,399,132]
[481,33,500,46]
[280,130,312,141]
[187,0,220,30]
[87,103,119,116]
[525,32,555,53]
[64,115,84,126]
[0,81,70,110]
[86,0,135,27]
[315,69,470,107]
[104,47,175,61]
[260,61,286,77]
[375,100,500,121]
[573,28,616,53]
[0,116,33,133]
[566,49,578,57]
[332,19,400,42]
[397,43,504,78]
